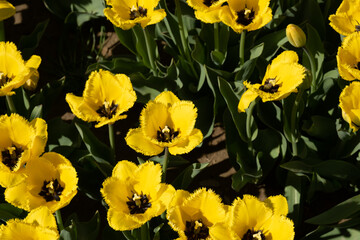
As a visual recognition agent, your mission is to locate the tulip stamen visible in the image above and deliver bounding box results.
[185,219,209,240]
[96,100,118,119]
[126,192,152,214]
[259,77,280,93]
[39,179,64,202]
[1,145,23,171]
[242,229,266,240]
[236,7,255,26]
[203,0,218,7]
[130,5,148,20]
[157,125,179,142]
[0,72,14,87]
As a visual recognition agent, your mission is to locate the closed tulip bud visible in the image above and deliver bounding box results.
[286,24,307,48]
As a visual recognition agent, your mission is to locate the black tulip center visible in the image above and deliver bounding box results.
[96,100,118,119]
[126,192,152,214]
[236,7,255,26]
[203,0,218,7]
[157,125,179,142]
[242,229,266,240]
[259,77,280,93]
[130,6,148,20]
[185,219,209,240]
[39,179,64,202]
[1,145,23,171]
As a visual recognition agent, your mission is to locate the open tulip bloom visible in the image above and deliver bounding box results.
[125,91,203,156]
[101,160,175,231]
[104,0,166,30]
[339,81,360,131]
[227,195,294,240]
[0,42,41,96]
[337,32,360,81]
[329,0,360,36]
[66,69,137,128]
[0,206,59,240]
[219,0,272,33]
[167,188,233,240]
[5,152,78,213]
[238,51,306,112]
[187,0,227,23]
[0,114,47,188]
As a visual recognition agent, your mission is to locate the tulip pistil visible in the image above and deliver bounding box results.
[1,145,23,171]
[130,6,147,20]
[157,125,179,142]
[259,77,280,93]
[96,100,118,119]
[242,229,266,240]
[185,219,209,240]
[126,192,152,214]
[236,7,255,26]
[39,179,64,202]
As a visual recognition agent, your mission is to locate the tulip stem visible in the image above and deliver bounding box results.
[239,30,246,66]
[174,0,198,79]
[143,27,157,76]
[141,222,150,240]
[6,95,16,113]
[0,21,5,42]
[108,123,115,162]
[214,22,220,52]
[246,101,255,156]
[55,210,64,232]
[303,46,316,92]
[162,147,169,182]
[291,87,304,157]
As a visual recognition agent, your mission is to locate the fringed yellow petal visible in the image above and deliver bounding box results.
[264,195,289,216]
[154,90,180,105]
[125,128,164,156]
[238,89,258,112]
[339,81,360,131]
[170,101,198,137]
[168,128,203,155]
[24,206,57,230]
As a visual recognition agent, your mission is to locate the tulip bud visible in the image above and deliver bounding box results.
[286,24,307,48]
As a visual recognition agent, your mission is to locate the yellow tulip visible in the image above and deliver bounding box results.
[101,160,175,231]
[238,51,306,112]
[66,69,137,128]
[125,91,203,156]
[104,0,166,30]
[0,206,59,240]
[219,0,272,33]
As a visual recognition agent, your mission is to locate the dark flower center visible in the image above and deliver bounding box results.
[0,72,14,87]
[96,100,118,119]
[157,125,179,142]
[39,179,64,202]
[242,229,266,240]
[1,145,24,171]
[236,7,255,26]
[126,192,152,214]
[203,0,218,7]
[130,6,147,20]
[185,219,209,240]
[259,78,280,93]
